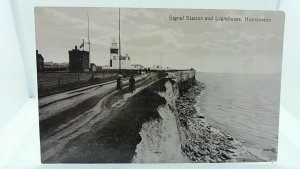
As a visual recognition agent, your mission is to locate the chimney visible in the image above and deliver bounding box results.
[75,46,78,50]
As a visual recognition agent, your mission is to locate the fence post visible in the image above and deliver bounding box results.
[58,75,61,87]
[91,73,94,81]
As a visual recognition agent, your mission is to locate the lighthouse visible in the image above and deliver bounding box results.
[109,39,132,69]
[108,8,133,70]
[110,39,119,69]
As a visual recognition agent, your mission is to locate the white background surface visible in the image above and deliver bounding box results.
[0,0,300,168]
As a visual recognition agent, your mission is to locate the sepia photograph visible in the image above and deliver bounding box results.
[35,7,284,163]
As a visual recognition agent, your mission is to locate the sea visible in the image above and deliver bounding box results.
[195,72,281,161]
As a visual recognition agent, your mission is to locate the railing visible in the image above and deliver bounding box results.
[38,72,118,90]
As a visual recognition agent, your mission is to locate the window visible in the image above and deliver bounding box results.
[110,49,118,54]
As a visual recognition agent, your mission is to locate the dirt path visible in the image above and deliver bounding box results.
[40,73,160,163]
[39,75,149,121]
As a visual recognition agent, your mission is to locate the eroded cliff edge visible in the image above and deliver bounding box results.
[132,70,262,162]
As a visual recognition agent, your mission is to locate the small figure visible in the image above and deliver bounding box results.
[129,75,135,93]
[116,74,122,90]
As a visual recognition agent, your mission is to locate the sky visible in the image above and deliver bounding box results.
[35,7,284,73]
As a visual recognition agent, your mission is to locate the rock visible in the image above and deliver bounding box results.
[204,156,211,162]
[194,153,202,157]
[211,149,218,154]
[221,153,231,160]
[209,159,217,163]
[185,146,191,151]
[206,148,211,153]
[226,149,235,153]
[199,150,206,155]
[213,140,220,144]
[227,137,234,141]
[217,158,223,162]
[220,155,226,160]
[229,145,237,149]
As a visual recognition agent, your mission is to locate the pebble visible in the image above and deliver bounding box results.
[217,158,223,162]
[226,149,235,153]
[213,140,219,144]
[221,153,231,160]
[227,137,234,141]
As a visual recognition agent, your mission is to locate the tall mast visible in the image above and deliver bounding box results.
[118,8,121,72]
[87,12,90,65]
[82,38,84,51]
[160,52,162,67]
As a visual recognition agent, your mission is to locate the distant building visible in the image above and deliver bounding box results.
[36,50,44,72]
[151,65,164,70]
[69,46,89,72]
[131,64,144,70]
[102,65,110,69]
[90,63,96,72]
[109,40,132,69]
[121,53,132,69]
[44,62,68,72]
[96,65,103,71]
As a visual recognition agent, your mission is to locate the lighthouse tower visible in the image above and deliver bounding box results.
[110,39,119,69]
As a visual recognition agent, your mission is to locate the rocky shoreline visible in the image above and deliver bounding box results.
[132,72,263,163]
[175,81,263,162]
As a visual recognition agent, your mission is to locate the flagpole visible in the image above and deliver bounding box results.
[118,8,121,73]
[87,12,90,67]
[160,52,162,67]
[82,38,84,51]
[116,8,122,90]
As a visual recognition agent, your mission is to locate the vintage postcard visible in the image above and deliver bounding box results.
[35,7,284,163]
